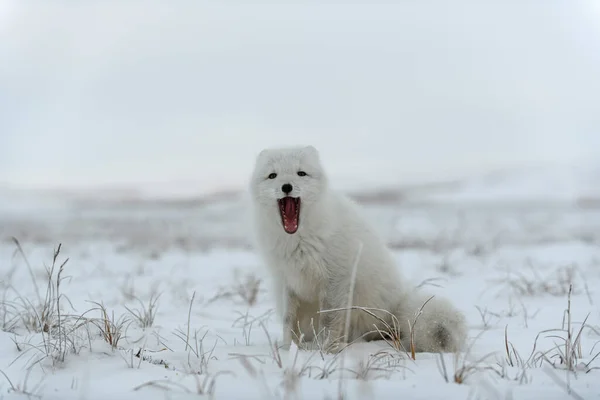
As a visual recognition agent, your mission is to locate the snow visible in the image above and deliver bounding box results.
[1,177,599,399]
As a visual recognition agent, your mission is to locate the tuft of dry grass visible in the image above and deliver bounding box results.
[318,306,406,355]
[207,270,264,307]
[475,305,500,330]
[350,350,411,381]
[124,291,161,329]
[437,331,496,385]
[319,294,434,361]
[407,295,435,360]
[232,308,274,347]
[172,290,222,374]
[0,292,20,333]
[132,370,231,399]
[88,301,132,350]
[8,242,94,367]
[497,283,600,396]
[259,320,283,369]
[540,285,595,375]
[291,317,329,359]
[16,241,71,335]
[490,264,581,298]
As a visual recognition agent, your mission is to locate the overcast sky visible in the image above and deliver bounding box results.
[1,1,599,193]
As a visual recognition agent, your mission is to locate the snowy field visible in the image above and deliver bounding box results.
[1,172,600,400]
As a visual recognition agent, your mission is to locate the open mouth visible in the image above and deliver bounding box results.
[277,196,301,234]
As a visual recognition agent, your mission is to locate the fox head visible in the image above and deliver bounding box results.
[250,145,328,234]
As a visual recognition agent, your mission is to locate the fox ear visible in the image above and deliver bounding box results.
[303,145,318,156]
[257,148,271,160]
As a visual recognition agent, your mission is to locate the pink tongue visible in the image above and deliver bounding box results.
[282,198,297,232]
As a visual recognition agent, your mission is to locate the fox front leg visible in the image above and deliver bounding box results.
[318,293,351,353]
[281,289,299,350]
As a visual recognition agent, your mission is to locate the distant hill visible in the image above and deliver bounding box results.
[1,163,598,213]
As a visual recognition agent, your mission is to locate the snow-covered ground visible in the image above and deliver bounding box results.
[1,170,599,399]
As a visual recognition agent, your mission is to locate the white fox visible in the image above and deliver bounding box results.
[249,145,467,353]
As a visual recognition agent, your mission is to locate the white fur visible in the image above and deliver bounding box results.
[249,145,467,353]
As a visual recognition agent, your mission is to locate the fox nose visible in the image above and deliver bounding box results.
[281,183,293,194]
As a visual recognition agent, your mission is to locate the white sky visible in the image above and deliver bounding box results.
[1,1,599,193]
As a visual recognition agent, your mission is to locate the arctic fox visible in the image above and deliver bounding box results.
[249,145,467,353]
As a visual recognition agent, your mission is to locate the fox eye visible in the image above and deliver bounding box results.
[297,171,307,177]
[268,173,277,179]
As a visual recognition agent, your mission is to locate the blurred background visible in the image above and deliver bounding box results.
[1,0,599,202]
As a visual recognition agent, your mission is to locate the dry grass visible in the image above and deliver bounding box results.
[172,290,222,374]
[318,294,434,361]
[88,301,132,350]
[232,308,274,347]
[0,367,43,399]
[475,305,500,330]
[132,371,231,399]
[207,270,264,307]
[432,282,600,392]
[0,289,21,333]
[498,284,600,396]
[437,331,495,385]
[10,240,71,335]
[490,264,581,298]
[350,350,411,381]
[124,291,161,329]
[6,241,90,367]
[1,239,143,372]
[292,317,329,359]
[2,202,599,399]
[541,285,595,374]
[260,320,283,369]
